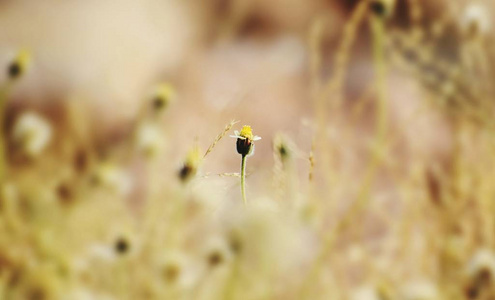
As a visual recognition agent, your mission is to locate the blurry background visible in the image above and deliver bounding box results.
[0,0,483,167]
[1,0,495,299]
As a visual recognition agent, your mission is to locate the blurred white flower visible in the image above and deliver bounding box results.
[466,248,495,280]
[66,288,115,300]
[87,243,118,263]
[400,280,439,300]
[93,163,133,196]
[461,3,491,37]
[136,122,164,159]
[347,244,365,263]
[222,198,314,284]
[159,251,200,290]
[12,111,52,157]
[351,286,381,300]
[201,236,233,269]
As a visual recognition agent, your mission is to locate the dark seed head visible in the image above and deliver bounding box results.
[466,21,480,39]
[152,96,166,111]
[163,264,180,282]
[26,286,47,300]
[465,284,479,299]
[229,234,242,255]
[476,267,492,288]
[73,149,89,173]
[207,251,224,267]
[278,144,288,158]
[7,50,30,80]
[178,146,201,182]
[115,237,130,255]
[369,0,387,17]
[8,62,21,79]
[236,138,253,156]
[56,183,73,205]
[179,164,194,182]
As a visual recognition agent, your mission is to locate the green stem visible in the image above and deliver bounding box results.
[241,154,247,205]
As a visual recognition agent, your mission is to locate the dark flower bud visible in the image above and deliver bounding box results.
[236,138,253,156]
[207,250,224,267]
[150,83,175,113]
[7,50,31,80]
[163,263,180,282]
[8,62,21,79]
[115,237,130,255]
[178,146,201,182]
[369,0,395,18]
[178,164,194,181]
[230,125,261,157]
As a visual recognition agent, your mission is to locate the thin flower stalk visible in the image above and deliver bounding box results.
[231,125,261,205]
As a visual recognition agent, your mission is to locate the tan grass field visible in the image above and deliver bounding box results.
[1,0,495,299]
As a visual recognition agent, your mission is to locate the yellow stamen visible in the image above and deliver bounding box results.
[155,83,175,103]
[239,125,254,140]
[185,145,202,169]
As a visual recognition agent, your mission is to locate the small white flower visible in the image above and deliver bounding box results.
[159,252,200,290]
[93,163,133,196]
[466,248,495,279]
[13,112,52,157]
[461,3,491,37]
[66,289,115,300]
[351,286,381,300]
[87,243,118,263]
[136,122,164,158]
[400,280,439,300]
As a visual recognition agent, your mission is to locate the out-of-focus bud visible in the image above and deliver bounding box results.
[91,163,133,196]
[12,112,52,157]
[369,0,396,19]
[114,236,130,255]
[136,122,164,159]
[159,252,199,289]
[464,248,495,297]
[7,49,31,81]
[150,83,175,114]
[351,286,381,300]
[202,236,232,269]
[461,3,491,39]
[178,145,202,183]
[273,134,294,164]
[400,280,439,300]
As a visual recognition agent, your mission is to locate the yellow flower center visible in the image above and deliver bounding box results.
[154,83,175,104]
[185,145,202,167]
[16,49,31,68]
[239,125,254,140]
